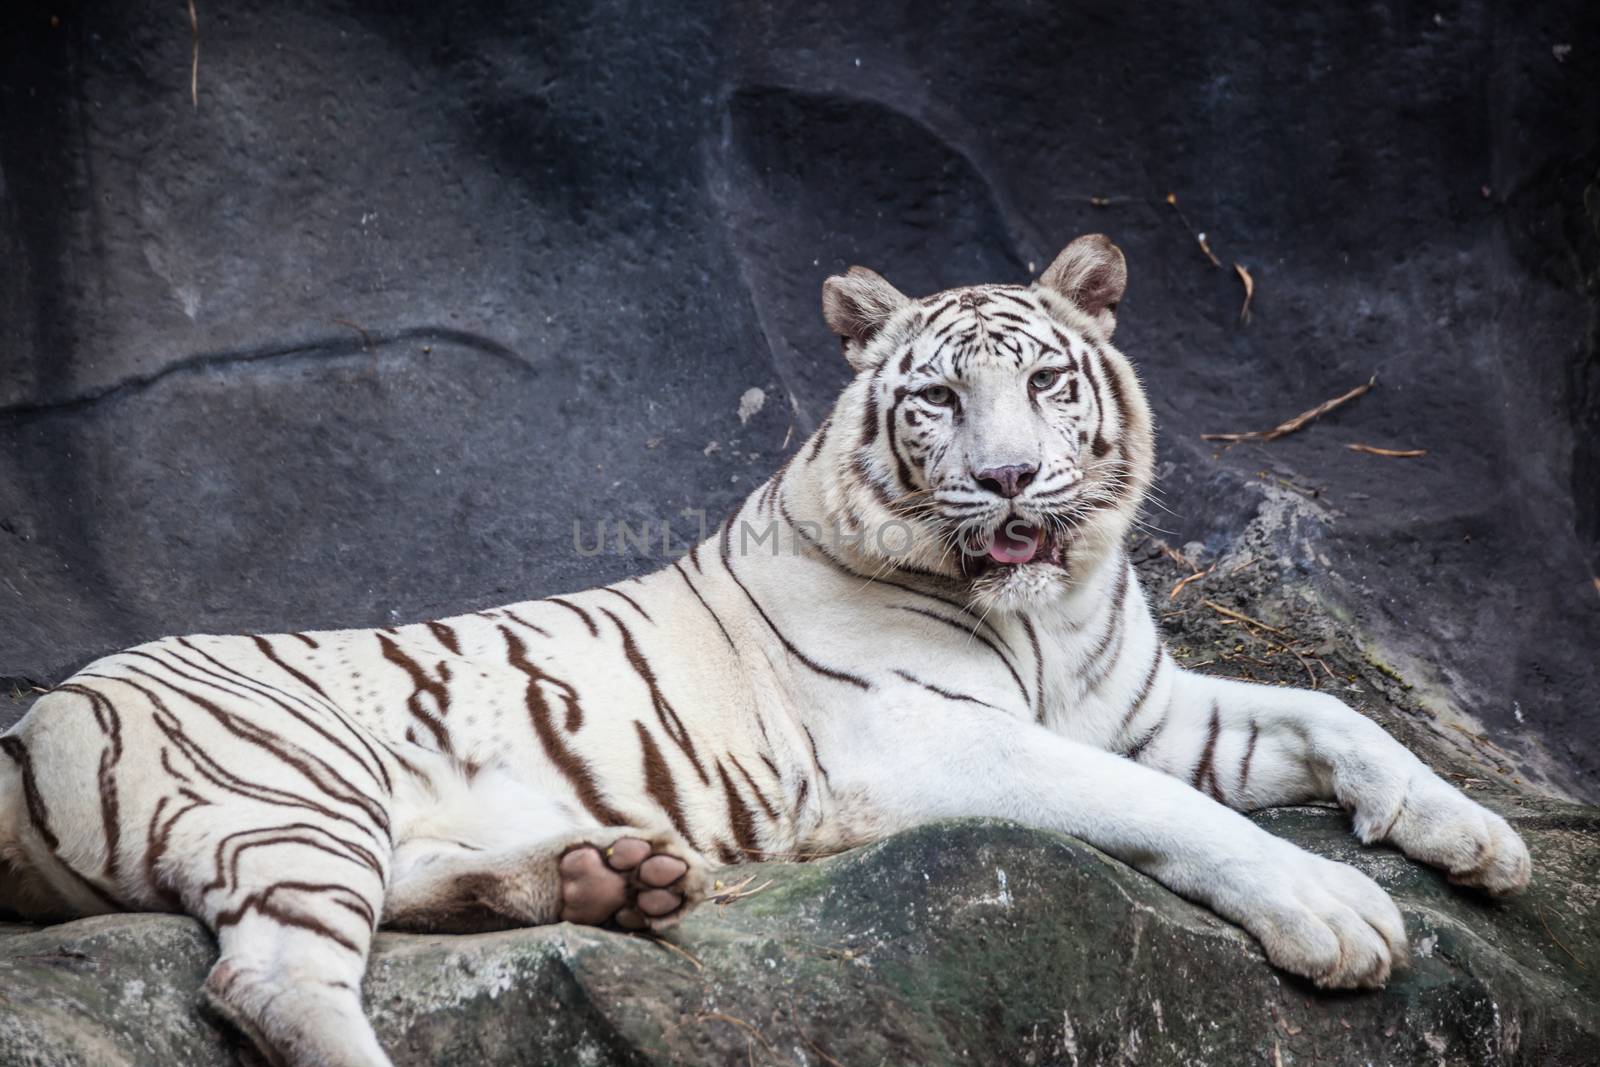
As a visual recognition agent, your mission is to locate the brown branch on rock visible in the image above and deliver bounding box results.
[1165,193,1224,267]
[332,319,375,352]
[188,1,200,107]
[695,1012,775,1054]
[1202,377,1375,443]
[1202,599,1288,636]
[787,997,846,1067]
[647,935,704,972]
[1170,563,1215,601]
[1347,443,1426,458]
[1535,902,1585,968]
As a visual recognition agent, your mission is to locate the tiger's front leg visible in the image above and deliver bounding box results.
[1120,669,1531,895]
[821,701,1408,988]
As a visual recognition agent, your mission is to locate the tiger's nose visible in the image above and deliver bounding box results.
[973,463,1038,499]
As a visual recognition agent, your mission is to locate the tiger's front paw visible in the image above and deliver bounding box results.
[1357,775,1531,896]
[1236,845,1409,989]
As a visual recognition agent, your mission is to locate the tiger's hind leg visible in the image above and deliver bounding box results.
[166,800,393,1066]
[205,907,388,1067]
[169,815,392,1067]
[384,825,711,934]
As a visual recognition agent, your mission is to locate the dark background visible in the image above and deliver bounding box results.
[2,1,1596,797]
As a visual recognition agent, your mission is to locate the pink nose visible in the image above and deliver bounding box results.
[974,463,1037,498]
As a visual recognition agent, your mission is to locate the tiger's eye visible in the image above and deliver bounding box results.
[1030,369,1060,391]
[920,384,955,406]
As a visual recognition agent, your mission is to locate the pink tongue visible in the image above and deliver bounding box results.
[988,524,1042,565]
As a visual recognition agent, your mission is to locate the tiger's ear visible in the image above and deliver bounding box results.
[1038,234,1127,336]
[822,266,910,371]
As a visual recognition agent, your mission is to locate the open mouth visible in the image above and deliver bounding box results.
[960,519,1063,576]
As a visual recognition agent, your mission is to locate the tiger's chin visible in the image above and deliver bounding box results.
[959,521,1073,613]
[968,561,1071,614]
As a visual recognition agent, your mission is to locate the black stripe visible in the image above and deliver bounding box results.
[129,677,379,842]
[803,724,831,784]
[717,760,760,858]
[501,608,554,638]
[890,605,1028,705]
[426,621,462,656]
[1190,702,1224,801]
[123,652,394,835]
[547,597,599,636]
[598,607,711,784]
[1080,342,1111,458]
[1124,709,1167,762]
[1118,648,1166,739]
[1082,562,1130,687]
[671,561,738,652]
[884,386,918,493]
[807,415,832,460]
[0,734,123,911]
[1020,616,1045,724]
[1238,721,1260,795]
[500,626,634,826]
[203,638,393,794]
[635,720,699,849]
[600,586,654,622]
[719,521,872,691]
[892,669,1000,710]
[376,636,453,755]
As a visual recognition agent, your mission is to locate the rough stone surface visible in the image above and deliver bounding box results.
[2,806,1596,1067]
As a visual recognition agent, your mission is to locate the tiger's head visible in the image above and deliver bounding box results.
[815,234,1154,612]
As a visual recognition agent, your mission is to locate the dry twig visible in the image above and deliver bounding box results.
[1202,377,1375,443]
[712,875,773,906]
[1170,563,1214,601]
[1346,443,1426,458]
[647,935,704,972]
[187,1,199,107]
[1151,539,1196,570]
[332,319,375,351]
[1535,903,1585,968]
[695,1012,775,1053]
[1165,193,1223,267]
[787,997,846,1067]
[1202,600,1288,636]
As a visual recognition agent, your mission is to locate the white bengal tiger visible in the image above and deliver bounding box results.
[1,235,1530,1067]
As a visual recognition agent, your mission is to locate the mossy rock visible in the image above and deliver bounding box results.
[3,803,1596,1066]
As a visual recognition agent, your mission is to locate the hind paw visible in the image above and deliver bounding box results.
[558,831,709,931]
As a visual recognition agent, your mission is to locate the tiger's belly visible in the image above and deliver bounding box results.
[130,574,823,866]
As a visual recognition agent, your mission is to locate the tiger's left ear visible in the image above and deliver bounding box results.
[822,266,910,371]
[1037,234,1127,336]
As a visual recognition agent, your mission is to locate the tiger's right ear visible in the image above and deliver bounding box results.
[822,266,910,371]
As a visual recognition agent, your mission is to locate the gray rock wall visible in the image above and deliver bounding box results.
[3,0,1597,796]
